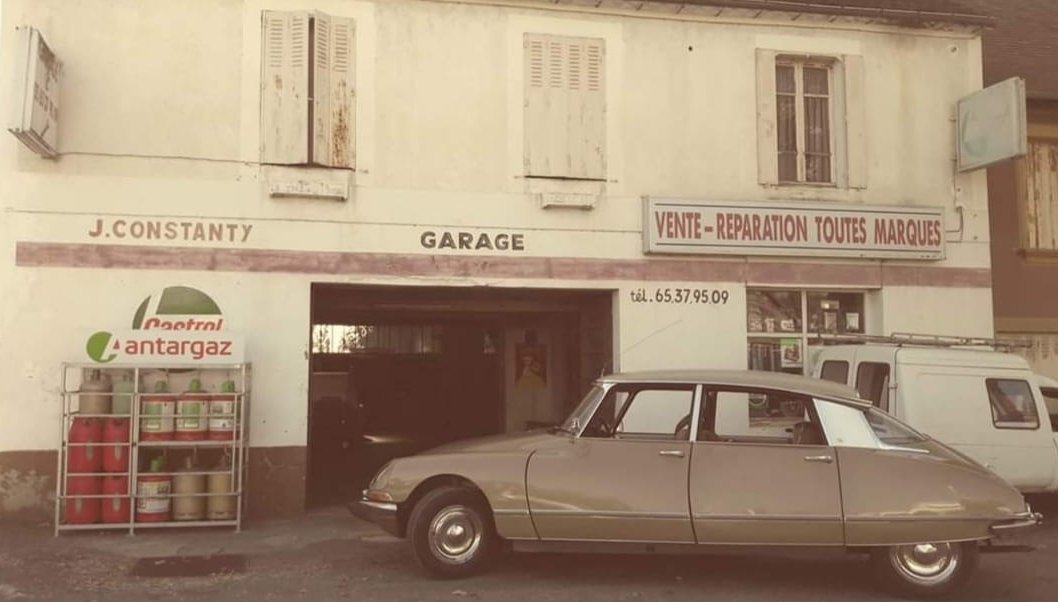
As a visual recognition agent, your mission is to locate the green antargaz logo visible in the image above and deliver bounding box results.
[86,286,226,363]
[86,331,119,363]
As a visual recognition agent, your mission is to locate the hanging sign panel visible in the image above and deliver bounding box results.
[643,197,945,260]
[7,26,62,158]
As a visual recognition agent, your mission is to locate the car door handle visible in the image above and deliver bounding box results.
[804,455,833,463]
[659,450,685,458]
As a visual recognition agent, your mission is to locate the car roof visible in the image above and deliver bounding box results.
[598,369,866,404]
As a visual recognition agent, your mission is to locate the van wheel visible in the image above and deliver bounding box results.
[407,486,497,579]
[871,541,979,598]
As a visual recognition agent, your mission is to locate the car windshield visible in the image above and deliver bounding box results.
[558,385,605,435]
[865,407,926,446]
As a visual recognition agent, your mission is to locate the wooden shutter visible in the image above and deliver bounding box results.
[1026,140,1058,250]
[843,54,867,189]
[312,13,355,168]
[755,49,779,185]
[261,11,310,164]
[524,34,606,180]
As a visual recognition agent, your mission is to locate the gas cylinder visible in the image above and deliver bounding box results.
[140,381,175,441]
[67,417,103,474]
[111,371,135,416]
[78,370,112,415]
[65,475,101,524]
[101,475,130,524]
[175,378,208,441]
[102,418,130,472]
[172,457,206,521]
[208,380,238,441]
[135,456,171,523]
[206,455,236,520]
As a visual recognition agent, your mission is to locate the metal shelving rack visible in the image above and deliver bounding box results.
[55,363,250,535]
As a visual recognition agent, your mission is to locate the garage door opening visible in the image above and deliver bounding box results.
[307,284,613,507]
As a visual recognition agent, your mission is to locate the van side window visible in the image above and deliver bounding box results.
[819,361,849,384]
[855,362,890,411]
[985,379,1040,430]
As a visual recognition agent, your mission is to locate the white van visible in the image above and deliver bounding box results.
[810,338,1058,493]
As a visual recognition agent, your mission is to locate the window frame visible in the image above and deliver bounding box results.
[775,56,836,185]
[1016,132,1058,257]
[702,385,823,447]
[985,378,1041,430]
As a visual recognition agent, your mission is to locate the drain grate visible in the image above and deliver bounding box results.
[130,554,247,578]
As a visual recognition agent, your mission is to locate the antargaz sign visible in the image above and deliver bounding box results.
[85,286,244,365]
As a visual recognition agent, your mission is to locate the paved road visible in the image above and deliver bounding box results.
[2,495,1056,601]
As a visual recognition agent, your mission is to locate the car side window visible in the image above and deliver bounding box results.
[709,388,822,445]
[582,385,695,441]
[819,360,849,385]
[986,379,1039,430]
[855,362,890,411]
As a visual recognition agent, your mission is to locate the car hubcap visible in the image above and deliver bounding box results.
[890,542,960,585]
[428,505,483,564]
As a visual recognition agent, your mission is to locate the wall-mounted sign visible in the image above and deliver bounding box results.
[84,286,244,365]
[419,230,526,252]
[957,77,1027,172]
[643,198,945,260]
[8,26,62,158]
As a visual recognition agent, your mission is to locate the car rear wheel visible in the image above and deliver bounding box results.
[871,541,979,598]
[407,486,497,578]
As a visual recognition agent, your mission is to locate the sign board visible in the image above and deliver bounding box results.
[956,77,1027,172]
[7,26,62,158]
[82,285,245,366]
[643,198,945,260]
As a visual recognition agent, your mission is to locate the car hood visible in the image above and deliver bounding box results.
[419,430,562,455]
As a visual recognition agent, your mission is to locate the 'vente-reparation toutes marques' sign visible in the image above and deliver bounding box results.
[643,197,945,260]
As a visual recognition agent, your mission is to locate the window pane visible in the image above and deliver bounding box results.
[618,389,694,437]
[804,95,830,183]
[777,94,798,181]
[819,361,849,384]
[776,64,795,93]
[855,362,890,410]
[803,67,829,95]
[808,292,864,334]
[814,400,877,448]
[715,390,806,442]
[866,408,926,446]
[747,290,802,333]
[986,379,1040,429]
[1025,140,1058,250]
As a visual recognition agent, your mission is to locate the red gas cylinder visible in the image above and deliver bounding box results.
[65,476,101,524]
[102,418,130,472]
[136,457,172,523]
[101,475,130,524]
[68,417,103,474]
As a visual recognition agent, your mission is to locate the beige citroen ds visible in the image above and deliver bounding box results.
[353,370,1041,598]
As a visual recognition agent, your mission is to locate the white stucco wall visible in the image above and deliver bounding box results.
[1,0,995,459]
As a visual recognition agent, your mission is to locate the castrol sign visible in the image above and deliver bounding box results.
[643,197,945,260]
[84,286,244,365]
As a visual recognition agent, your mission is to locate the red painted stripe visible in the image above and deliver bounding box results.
[14,242,991,288]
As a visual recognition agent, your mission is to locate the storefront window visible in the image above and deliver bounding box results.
[311,324,443,354]
[747,289,866,375]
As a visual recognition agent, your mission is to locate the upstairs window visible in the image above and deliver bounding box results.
[756,50,865,189]
[1021,138,1058,253]
[523,33,606,180]
[261,11,355,168]
[776,59,833,184]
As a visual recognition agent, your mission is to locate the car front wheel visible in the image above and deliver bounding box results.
[871,540,979,598]
[407,486,497,578]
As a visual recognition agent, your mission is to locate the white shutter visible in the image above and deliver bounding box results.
[524,34,605,180]
[843,54,867,189]
[261,11,310,164]
[569,38,606,180]
[313,13,356,168]
[755,49,779,185]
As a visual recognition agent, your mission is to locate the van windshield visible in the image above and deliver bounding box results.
[865,407,926,446]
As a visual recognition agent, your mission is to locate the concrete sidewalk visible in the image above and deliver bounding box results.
[0,506,401,601]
